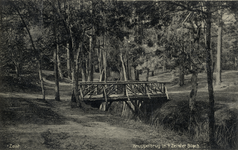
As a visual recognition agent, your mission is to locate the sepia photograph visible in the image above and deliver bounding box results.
[0,0,237,149]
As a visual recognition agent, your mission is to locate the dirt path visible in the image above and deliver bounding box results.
[0,78,194,150]
[0,97,192,150]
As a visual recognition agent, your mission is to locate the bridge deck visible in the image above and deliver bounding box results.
[82,93,167,102]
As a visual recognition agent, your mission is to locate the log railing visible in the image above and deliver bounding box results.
[78,81,170,100]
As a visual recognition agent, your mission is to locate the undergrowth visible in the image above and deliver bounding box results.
[0,74,41,92]
[150,100,238,149]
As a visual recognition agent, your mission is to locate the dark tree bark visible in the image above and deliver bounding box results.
[66,43,71,79]
[126,59,131,80]
[151,71,154,76]
[188,72,198,135]
[88,36,94,81]
[54,42,60,101]
[206,2,216,146]
[146,68,150,81]
[134,67,139,81]
[69,27,80,106]
[81,60,87,82]
[179,64,185,86]
[97,40,103,81]
[14,62,22,78]
[189,72,198,111]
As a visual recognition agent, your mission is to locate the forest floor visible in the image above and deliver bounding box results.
[0,70,237,149]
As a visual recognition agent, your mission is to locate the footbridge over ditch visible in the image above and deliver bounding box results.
[78,81,170,112]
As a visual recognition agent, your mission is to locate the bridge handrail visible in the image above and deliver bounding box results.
[78,81,171,85]
[78,81,170,100]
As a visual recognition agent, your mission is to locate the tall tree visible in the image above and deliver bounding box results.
[205,2,215,147]
[169,1,218,146]
[53,8,60,101]
[216,9,223,85]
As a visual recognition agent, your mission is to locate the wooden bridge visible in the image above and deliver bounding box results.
[78,81,170,111]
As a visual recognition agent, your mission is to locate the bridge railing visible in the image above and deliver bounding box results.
[78,81,170,100]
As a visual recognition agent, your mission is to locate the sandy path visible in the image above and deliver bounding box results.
[0,78,192,150]
[0,98,191,150]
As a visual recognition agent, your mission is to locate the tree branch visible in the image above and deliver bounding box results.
[169,2,206,15]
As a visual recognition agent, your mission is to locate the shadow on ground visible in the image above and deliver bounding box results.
[0,97,66,126]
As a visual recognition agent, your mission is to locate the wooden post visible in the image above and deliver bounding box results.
[162,83,165,93]
[144,83,147,94]
[130,100,145,119]
[123,83,126,96]
[165,85,169,99]
[100,84,108,111]
[107,101,113,111]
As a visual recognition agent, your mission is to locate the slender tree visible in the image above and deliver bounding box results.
[9,1,46,100]
[205,2,216,146]
[216,9,223,85]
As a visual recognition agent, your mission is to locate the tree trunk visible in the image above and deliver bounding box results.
[216,12,222,85]
[235,57,237,69]
[14,47,23,77]
[126,60,130,80]
[57,44,63,79]
[11,1,45,100]
[131,66,135,80]
[38,58,45,100]
[53,8,60,101]
[151,71,154,76]
[206,3,216,147]
[188,72,198,136]
[103,49,107,81]
[67,43,71,79]
[69,27,80,106]
[120,53,127,81]
[135,68,139,81]
[163,55,166,72]
[97,41,103,82]
[88,36,94,81]
[81,60,87,82]
[54,43,60,101]
[120,51,131,117]
[74,45,82,107]
[15,63,21,78]
[120,68,124,81]
[179,64,184,86]
[15,66,19,77]
[71,62,76,102]
[189,72,198,111]
[71,50,81,107]
[146,68,150,81]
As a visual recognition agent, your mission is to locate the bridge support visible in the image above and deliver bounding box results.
[99,101,112,111]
